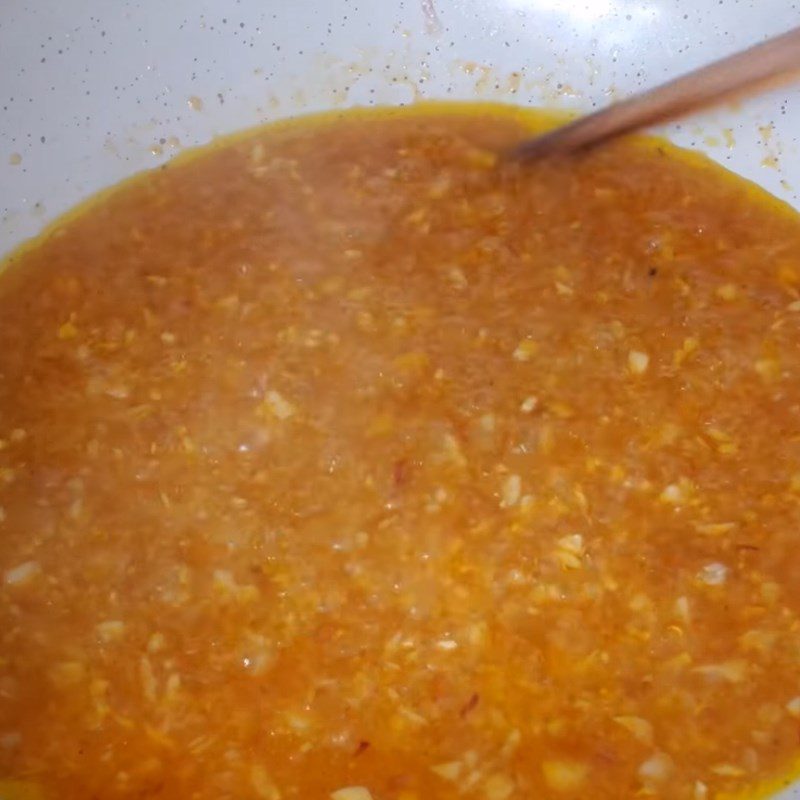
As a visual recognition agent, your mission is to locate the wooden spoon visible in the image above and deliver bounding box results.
[512,26,800,161]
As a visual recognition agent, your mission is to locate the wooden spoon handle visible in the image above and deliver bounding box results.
[512,26,800,161]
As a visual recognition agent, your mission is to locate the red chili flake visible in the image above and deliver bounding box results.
[393,459,410,487]
[459,692,480,718]
[353,740,371,757]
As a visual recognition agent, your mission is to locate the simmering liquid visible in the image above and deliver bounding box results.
[2,104,800,800]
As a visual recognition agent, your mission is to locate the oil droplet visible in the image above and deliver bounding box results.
[8,153,22,166]
[188,96,204,112]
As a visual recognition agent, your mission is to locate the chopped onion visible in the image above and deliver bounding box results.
[542,759,588,792]
[4,560,41,586]
[330,788,373,800]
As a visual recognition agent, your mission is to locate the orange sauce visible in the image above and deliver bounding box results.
[2,104,800,800]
